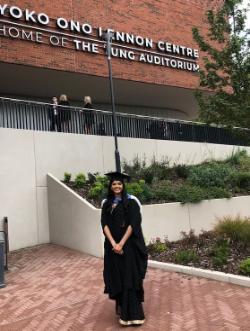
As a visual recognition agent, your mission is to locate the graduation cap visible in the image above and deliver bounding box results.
[105,171,130,182]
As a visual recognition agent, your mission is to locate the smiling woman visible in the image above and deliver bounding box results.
[101,172,148,327]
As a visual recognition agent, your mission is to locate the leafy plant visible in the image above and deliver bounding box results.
[63,172,71,183]
[88,182,105,200]
[239,258,250,276]
[192,0,250,128]
[214,216,250,247]
[151,180,176,201]
[175,185,206,204]
[188,163,233,188]
[174,164,190,179]
[175,249,199,265]
[230,172,250,190]
[149,237,168,253]
[74,173,86,188]
[127,180,152,203]
[210,238,230,267]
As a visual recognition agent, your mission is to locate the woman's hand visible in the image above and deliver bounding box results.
[112,243,124,255]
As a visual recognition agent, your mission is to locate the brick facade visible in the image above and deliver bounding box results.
[0,0,223,90]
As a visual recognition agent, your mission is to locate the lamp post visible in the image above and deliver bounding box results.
[103,31,121,172]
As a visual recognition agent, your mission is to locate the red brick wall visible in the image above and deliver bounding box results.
[0,0,223,90]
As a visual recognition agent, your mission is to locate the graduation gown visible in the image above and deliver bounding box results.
[101,198,148,322]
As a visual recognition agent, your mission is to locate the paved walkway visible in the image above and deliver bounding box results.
[0,245,249,331]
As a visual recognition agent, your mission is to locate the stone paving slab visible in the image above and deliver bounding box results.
[0,244,249,331]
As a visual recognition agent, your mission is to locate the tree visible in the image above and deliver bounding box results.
[192,0,250,129]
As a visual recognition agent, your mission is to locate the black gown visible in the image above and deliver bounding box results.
[101,198,148,323]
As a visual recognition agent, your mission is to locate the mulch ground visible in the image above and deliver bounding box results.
[147,231,250,276]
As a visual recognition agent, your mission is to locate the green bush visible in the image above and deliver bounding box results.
[174,164,190,179]
[88,182,105,199]
[225,149,247,166]
[239,258,250,276]
[175,249,199,265]
[96,175,109,186]
[206,186,232,199]
[149,238,168,253]
[74,173,86,188]
[230,172,250,191]
[127,180,152,203]
[63,172,71,183]
[123,157,172,183]
[175,185,206,204]
[210,239,229,267]
[188,163,233,188]
[214,216,250,247]
[151,180,176,201]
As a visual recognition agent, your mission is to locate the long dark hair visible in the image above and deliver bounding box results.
[105,180,129,211]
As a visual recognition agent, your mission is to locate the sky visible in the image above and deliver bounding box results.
[241,0,249,30]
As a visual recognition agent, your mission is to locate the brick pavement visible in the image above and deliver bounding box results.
[0,244,249,331]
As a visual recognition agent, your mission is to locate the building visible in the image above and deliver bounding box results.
[0,0,223,120]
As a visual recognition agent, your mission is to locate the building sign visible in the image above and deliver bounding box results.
[0,3,199,72]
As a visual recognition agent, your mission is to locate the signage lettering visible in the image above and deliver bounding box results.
[0,3,200,72]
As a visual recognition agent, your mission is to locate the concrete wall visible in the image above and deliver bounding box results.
[47,174,250,258]
[47,175,103,258]
[0,127,249,250]
[142,196,250,242]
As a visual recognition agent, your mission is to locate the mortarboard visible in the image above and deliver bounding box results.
[105,171,130,182]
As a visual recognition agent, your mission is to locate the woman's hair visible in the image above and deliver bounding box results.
[84,96,92,104]
[105,180,129,210]
[59,94,68,101]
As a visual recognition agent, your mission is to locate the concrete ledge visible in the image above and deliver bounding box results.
[148,260,250,288]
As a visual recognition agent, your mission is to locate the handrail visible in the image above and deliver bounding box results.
[1,96,248,129]
[0,96,249,145]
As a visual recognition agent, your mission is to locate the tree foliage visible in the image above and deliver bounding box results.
[192,0,250,129]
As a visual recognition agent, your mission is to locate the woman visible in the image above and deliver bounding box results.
[101,171,148,326]
[83,96,95,134]
[58,94,71,132]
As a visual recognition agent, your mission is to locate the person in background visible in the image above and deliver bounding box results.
[48,96,61,132]
[58,94,71,132]
[83,96,95,134]
[101,171,148,327]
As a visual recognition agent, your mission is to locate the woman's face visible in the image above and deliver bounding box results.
[111,180,123,195]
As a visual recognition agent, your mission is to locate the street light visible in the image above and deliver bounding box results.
[103,31,121,172]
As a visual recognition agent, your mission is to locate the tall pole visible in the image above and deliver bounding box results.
[105,31,121,172]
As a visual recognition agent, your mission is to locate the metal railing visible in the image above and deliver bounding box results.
[0,97,249,146]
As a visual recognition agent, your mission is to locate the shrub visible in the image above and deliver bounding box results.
[188,163,233,188]
[96,175,109,186]
[175,249,198,265]
[122,157,172,183]
[230,172,250,191]
[175,185,206,204]
[180,229,197,245]
[64,172,71,183]
[75,173,86,188]
[149,237,168,253]
[225,149,247,166]
[214,216,250,247]
[88,182,105,199]
[206,186,232,200]
[122,157,147,181]
[210,239,230,267]
[151,180,176,201]
[239,258,250,276]
[174,164,190,179]
[127,180,152,203]
[87,172,98,184]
